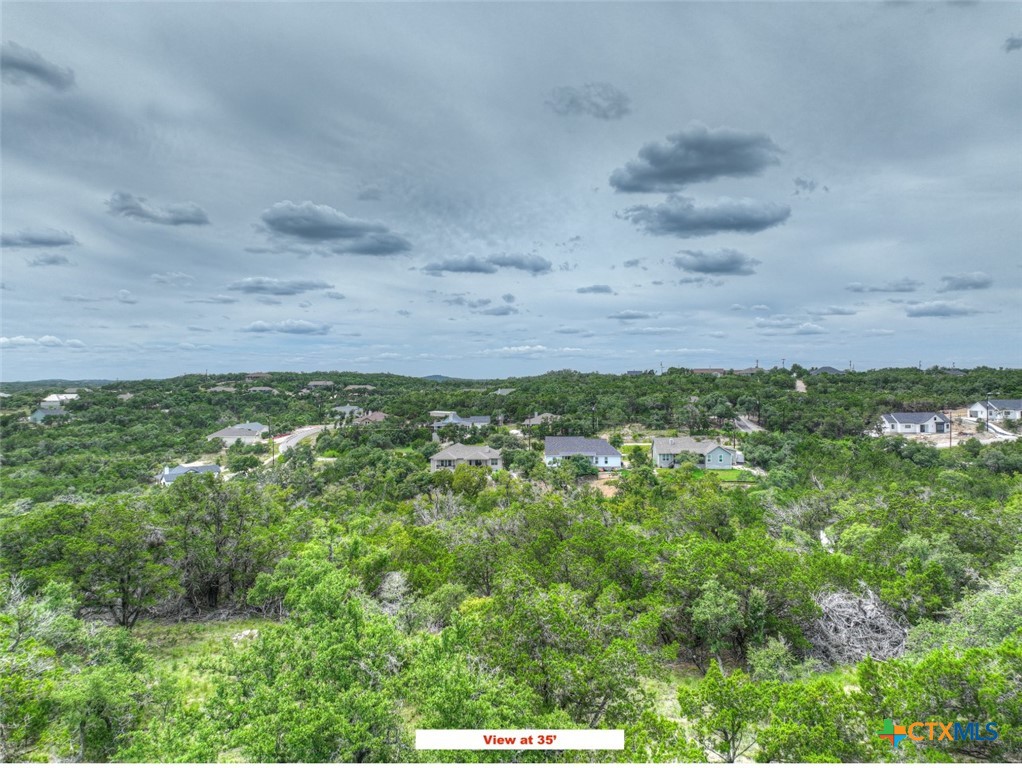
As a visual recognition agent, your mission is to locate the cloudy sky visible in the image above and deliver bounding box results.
[2,2,1020,381]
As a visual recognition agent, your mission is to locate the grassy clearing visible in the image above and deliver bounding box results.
[134,617,275,703]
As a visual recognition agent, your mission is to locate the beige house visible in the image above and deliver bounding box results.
[430,443,503,472]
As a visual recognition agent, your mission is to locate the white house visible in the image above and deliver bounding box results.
[880,412,950,434]
[158,464,221,485]
[543,436,622,469]
[42,393,79,404]
[652,437,736,469]
[432,412,491,429]
[429,443,503,472]
[207,421,269,446]
[967,400,1022,422]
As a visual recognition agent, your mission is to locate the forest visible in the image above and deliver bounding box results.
[1,365,1020,762]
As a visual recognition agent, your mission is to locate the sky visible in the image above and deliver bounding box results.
[2,1,1021,381]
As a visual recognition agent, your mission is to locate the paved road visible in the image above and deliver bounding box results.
[264,424,328,463]
[734,415,765,433]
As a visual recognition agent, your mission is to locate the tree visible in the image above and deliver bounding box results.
[692,579,744,668]
[677,661,769,763]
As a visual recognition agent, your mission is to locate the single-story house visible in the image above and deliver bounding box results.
[809,366,846,376]
[345,384,376,392]
[42,393,79,404]
[158,464,221,485]
[432,412,491,429]
[30,406,68,423]
[207,422,269,445]
[544,436,622,469]
[308,380,334,388]
[880,412,950,434]
[522,412,560,427]
[245,372,271,381]
[353,411,388,425]
[249,386,278,394]
[430,443,503,472]
[652,436,736,469]
[333,404,364,418]
[208,385,236,393]
[967,400,1022,422]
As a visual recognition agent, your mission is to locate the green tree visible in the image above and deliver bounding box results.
[677,661,769,763]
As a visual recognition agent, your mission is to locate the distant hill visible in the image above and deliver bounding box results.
[421,374,461,382]
[0,379,115,393]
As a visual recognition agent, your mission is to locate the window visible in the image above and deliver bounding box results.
[490,459,499,466]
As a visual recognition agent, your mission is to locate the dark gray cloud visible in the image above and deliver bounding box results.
[325,291,346,300]
[1,41,75,90]
[937,271,992,292]
[1,228,78,248]
[25,253,72,267]
[242,319,331,334]
[445,296,492,308]
[621,195,790,238]
[905,301,979,317]
[423,256,499,275]
[622,258,642,268]
[501,293,516,303]
[609,124,783,192]
[260,200,411,255]
[187,325,212,332]
[673,248,760,275]
[545,82,630,120]
[227,277,333,295]
[609,310,654,320]
[106,191,210,226]
[1004,35,1022,52]
[576,284,615,294]
[845,278,922,293]
[187,295,239,304]
[677,276,723,287]
[151,272,194,286]
[486,253,553,275]
[478,305,519,316]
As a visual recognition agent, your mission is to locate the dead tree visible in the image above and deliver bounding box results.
[809,587,906,664]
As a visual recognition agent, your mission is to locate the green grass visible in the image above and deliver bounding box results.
[134,617,275,703]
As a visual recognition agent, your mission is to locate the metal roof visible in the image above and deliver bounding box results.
[544,436,621,457]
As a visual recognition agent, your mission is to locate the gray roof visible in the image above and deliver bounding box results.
[332,404,363,414]
[523,412,560,426]
[544,436,621,458]
[160,464,221,482]
[652,436,733,456]
[308,380,334,387]
[433,412,491,427]
[431,443,502,461]
[809,366,846,375]
[983,399,1022,410]
[882,412,949,425]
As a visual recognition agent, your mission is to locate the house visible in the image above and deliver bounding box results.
[492,388,516,396]
[809,366,846,376]
[967,399,1022,422]
[432,412,491,429]
[249,386,278,394]
[30,406,68,423]
[429,410,455,419]
[308,380,334,388]
[345,384,376,392]
[690,368,725,376]
[544,436,622,469]
[880,412,950,435]
[158,464,221,485]
[208,386,236,393]
[353,411,388,425]
[522,412,560,427]
[429,443,503,472]
[732,366,762,376]
[245,372,271,381]
[332,404,364,418]
[42,393,79,404]
[117,393,134,401]
[652,437,736,469]
[207,422,269,446]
